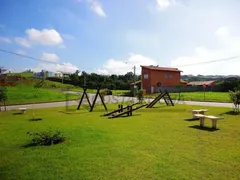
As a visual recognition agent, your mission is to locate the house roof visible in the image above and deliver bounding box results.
[130,80,141,85]
[187,81,215,86]
[141,65,182,72]
[180,79,188,84]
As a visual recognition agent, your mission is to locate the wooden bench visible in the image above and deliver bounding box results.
[192,109,208,118]
[19,108,27,114]
[194,114,224,129]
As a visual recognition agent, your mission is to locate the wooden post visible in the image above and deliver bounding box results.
[121,105,123,112]
[118,104,121,113]
[129,105,132,116]
[127,106,130,116]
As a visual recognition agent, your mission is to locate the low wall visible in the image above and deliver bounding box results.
[159,85,222,93]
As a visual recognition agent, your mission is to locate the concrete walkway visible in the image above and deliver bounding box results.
[4,94,233,111]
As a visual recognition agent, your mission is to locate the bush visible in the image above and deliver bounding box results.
[27,129,65,146]
[229,90,240,114]
[0,87,8,111]
[136,89,144,103]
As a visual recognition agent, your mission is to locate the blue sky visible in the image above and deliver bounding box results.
[0,0,240,75]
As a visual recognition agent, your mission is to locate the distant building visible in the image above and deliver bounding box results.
[141,65,182,93]
[187,80,215,87]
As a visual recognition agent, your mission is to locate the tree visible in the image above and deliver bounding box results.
[0,86,8,111]
[136,89,144,103]
[229,90,240,114]
[221,77,240,92]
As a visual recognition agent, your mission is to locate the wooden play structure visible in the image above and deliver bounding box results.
[102,89,174,119]
[77,86,107,112]
[103,103,148,119]
[146,90,174,108]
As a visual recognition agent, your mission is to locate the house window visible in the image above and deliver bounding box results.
[169,74,172,79]
[164,74,168,78]
[144,74,148,79]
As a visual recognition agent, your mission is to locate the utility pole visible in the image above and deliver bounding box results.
[133,65,136,97]
[84,74,86,86]
[133,65,136,84]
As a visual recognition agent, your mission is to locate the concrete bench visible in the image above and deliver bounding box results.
[194,114,224,129]
[19,108,27,114]
[192,109,208,118]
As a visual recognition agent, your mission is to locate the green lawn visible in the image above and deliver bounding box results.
[147,92,231,103]
[0,104,239,180]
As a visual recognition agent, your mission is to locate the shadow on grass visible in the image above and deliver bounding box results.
[29,118,42,121]
[23,139,65,148]
[219,111,240,116]
[189,125,219,132]
[120,114,141,118]
[185,118,199,121]
[13,112,24,115]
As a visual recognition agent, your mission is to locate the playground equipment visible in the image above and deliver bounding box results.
[77,86,107,112]
[103,102,139,116]
[104,103,148,119]
[146,90,174,108]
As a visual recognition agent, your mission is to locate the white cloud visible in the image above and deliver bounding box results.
[171,26,240,75]
[90,1,106,17]
[26,28,63,46]
[41,52,59,62]
[156,0,174,10]
[85,0,106,17]
[0,37,11,43]
[97,53,158,75]
[215,26,229,37]
[30,53,78,73]
[33,62,78,74]
[16,50,26,55]
[15,37,31,48]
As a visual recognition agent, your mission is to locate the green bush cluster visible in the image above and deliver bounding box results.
[136,89,144,103]
[27,129,65,146]
[229,90,240,113]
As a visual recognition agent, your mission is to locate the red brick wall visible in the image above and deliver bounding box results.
[141,67,181,93]
[141,68,152,93]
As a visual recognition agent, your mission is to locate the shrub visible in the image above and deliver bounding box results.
[27,129,65,146]
[100,89,107,101]
[136,89,144,103]
[0,87,8,111]
[229,90,240,114]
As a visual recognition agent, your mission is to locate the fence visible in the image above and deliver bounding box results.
[159,85,222,93]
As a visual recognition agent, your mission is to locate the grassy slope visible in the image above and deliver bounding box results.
[0,104,239,180]
[5,79,80,105]
[147,92,231,103]
[4,77,129,105]
[6,85,80,105]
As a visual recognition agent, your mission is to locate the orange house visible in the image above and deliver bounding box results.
[141,65,182,93]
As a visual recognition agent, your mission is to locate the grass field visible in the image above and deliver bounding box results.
[6,85,80,105]
[3,78,129,105]
[0,104,239,180]
[147,92,231,103]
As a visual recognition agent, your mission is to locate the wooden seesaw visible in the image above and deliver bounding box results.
[103,103,148,119]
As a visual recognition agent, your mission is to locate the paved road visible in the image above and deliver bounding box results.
[5,93,233,111]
